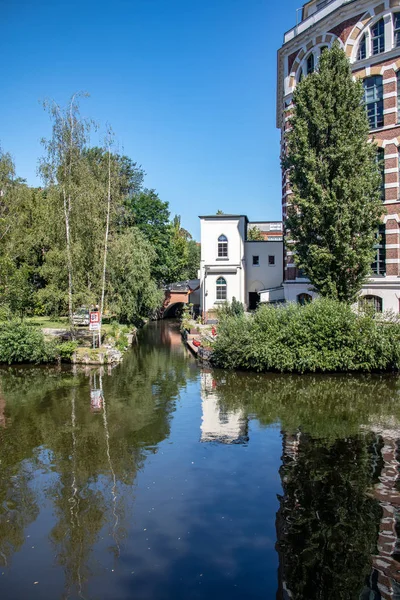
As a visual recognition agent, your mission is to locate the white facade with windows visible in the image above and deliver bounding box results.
[199,215,283,320]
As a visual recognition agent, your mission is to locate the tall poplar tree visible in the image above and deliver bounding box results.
[284,43,383,303]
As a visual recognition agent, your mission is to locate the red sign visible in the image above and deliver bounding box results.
[89,311,101,331]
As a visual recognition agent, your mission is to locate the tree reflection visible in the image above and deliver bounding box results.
[207,369,400,599]
[276,432,382,599]
[0,322,197,591]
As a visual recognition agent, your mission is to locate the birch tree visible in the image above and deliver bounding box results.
[40,93,92,328]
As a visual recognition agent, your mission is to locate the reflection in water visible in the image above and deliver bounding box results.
[1,323,400,598]
[364,424,400,600]
[200,371,248,444]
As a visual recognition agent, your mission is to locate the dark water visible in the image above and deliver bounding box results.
[1,321,400,599]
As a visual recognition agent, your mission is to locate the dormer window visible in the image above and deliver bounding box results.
[371,19,385,55]
[218,235,228,258]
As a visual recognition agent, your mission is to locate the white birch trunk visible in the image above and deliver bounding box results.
[99,142,112,346]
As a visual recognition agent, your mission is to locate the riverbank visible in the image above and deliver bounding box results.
[0,319,137,365]
[210,299,400,374]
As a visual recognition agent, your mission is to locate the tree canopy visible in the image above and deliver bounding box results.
[0,95,200,324]
[284,43,383,303]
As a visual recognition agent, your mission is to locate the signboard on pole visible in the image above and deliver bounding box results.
[89,311,101,331]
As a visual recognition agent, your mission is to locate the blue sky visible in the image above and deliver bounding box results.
[1,0,301,239]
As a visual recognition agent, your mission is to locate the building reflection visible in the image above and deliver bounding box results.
[362,423,400,599]
[200,370,248,445]
[275,430,387,600]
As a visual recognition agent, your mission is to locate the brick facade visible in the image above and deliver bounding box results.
[278,0,400,310]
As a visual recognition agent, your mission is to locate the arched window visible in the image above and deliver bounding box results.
[298,68,304,83]
[371,18,385,55]
[218,235,228,258]
[359,295,383,313]
[297,293,312,305]
[216,277,227,301]
[358,34,367,60]
[363,76,383,129]
[395,13,400,47]
[306,53,315,75]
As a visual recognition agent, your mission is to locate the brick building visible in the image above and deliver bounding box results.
[277,0,400,311]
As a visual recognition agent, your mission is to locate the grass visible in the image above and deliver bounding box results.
[26,316,69,329]
[25,316,121,335]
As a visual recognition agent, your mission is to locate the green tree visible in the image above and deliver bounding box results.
[40,93,93,326]
[247,226,264,241]
[107,228,163,323]
[186,240,201,280]
[284,43,383,303]
[125,189,171,284]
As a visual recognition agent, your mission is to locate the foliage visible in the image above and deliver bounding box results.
[217,297,245,320]
[284,43,383,303]
[109,322,130,351]
[0,95,199,338]
[125,191,200,284]
[0,322,55,364]
[107,228,163,324]
[56,341,78,361]
[211,298,400,373]
[247,226,264,241]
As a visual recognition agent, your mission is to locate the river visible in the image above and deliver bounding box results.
[0,320,400,599]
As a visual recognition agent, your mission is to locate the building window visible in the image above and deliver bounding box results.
[297,293,312,305]
[372,224,386,275]
[306,53,315,75]
[217,235,228,258]
[320,46,328,54]
[358,34,367,60]
[359,295,383,313]
[216,277,227,301]
[371,19,385,55]
[252,255,260,266]
[395,13,400,47]
[268,255,275,266]
[397,71,400,121]
[376,148,385,199]
[364,76,384,129]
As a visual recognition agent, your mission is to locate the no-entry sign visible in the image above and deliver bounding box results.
[89,311,101,331]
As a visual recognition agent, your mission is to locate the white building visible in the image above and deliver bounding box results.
[199,214,283,321]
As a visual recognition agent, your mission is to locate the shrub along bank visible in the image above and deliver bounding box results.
[211,299,400,374]
[0,322,77,364]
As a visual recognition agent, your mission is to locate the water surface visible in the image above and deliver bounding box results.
[0,321,400,599]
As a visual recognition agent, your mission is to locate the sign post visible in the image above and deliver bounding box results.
[89,311,101,349]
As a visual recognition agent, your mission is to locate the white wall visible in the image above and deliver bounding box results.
[200,216,246,315]
[200,217,245,266]
[359,280,400,313]
[245,241,283,298]
[284,280,400,313]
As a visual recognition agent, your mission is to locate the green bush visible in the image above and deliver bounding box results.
[217,297,245,320]
[211,298,400,374]
[56,341,78,361]
[0,322,54,364]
